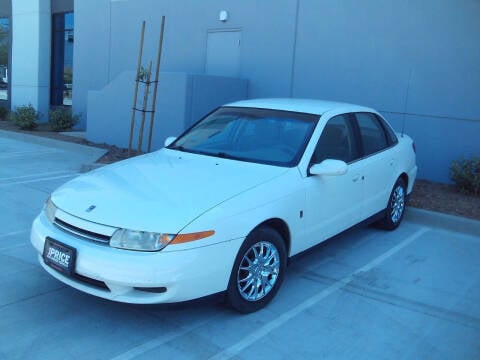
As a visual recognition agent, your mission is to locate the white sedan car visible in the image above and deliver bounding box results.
[31,98,417,313]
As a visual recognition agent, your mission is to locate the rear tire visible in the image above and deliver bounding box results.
[377,178,406,230]
[227,226,286,313]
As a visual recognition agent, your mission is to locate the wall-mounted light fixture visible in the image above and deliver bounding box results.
[219,10,228,22]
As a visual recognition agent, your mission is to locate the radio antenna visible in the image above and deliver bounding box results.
[402,68,413,137]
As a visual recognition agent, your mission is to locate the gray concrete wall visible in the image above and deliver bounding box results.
[10,0,51,119]
[51,0,73,14]
[86,71,247,151]
[73,0,111,127]
[292,1,480,182]
[0,0,11,16]
[74,0,480,182]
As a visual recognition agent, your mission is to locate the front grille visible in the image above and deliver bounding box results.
[54,218,111,244]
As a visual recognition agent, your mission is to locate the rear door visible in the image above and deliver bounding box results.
[354,112,399,218]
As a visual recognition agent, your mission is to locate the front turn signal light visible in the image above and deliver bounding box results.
[171,230,215,244]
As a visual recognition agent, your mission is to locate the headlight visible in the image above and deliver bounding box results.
[44,196,57,223]
[110,229,174,251]
[109,229,216,251]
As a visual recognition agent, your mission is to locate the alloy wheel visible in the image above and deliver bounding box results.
[390,185,405,223]
[237,241,280,301]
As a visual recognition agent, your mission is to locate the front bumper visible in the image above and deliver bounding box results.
[31,212,242,304]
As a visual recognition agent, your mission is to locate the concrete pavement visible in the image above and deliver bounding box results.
[1,131,479,359]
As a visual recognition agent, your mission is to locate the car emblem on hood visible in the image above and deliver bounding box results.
[86,205,96,213]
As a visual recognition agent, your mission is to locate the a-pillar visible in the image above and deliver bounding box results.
[11,0,51,119]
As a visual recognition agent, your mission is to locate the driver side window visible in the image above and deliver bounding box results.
[311,114,359,164]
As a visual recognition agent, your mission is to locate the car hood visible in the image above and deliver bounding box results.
[51,149,288,233]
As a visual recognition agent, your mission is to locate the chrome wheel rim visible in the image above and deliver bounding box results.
[390,185,405,223]
[237,241,280,302]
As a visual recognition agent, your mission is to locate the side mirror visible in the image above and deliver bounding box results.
[164,136,177,147]
[309,159,348,176]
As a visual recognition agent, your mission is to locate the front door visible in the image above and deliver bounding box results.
[302,113,363,251]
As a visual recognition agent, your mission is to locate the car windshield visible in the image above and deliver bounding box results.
[168,106,319,167]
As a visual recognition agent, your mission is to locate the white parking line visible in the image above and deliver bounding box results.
[0,230,30,251]
[0,242,30,252]
[209,227,430,360]
[0,149,60,159]
[0,229,30,251]
[0,230,29,239]
[0,170,73,182]
[0,173,79,186]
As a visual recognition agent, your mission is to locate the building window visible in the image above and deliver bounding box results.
[51,12,74,106]
[0,17,9,102]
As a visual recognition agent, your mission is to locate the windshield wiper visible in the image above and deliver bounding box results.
[169,147,242,161]
[214,152,243,160]
[168,144,186,151]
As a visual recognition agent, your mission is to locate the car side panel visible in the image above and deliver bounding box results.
[301,161,364,253]
[361,146,399,218]
[394,134,418,194]
[178,168,308,257]
[362,133,417,218]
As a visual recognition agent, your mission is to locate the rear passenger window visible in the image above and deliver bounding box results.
[356,113,388,156]
[376,114,398,145]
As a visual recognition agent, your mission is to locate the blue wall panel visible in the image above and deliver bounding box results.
[406,1,480,121]
[75,0,480,182]
[73,0,111,129]
[385,111,480,181]
[293,0,411,112]
[188,75,248,127]
[86,72,247,151]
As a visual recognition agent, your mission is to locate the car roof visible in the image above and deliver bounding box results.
[225,98,376,116]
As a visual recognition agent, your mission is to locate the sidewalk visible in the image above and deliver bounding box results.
[0,129,107,178]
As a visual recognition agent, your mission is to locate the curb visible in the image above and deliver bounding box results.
[405,207,480,237]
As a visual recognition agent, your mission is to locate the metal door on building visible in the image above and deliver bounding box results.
[205,30,241,77]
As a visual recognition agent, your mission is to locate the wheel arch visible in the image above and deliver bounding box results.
[397,172,412,196]
[253,218,291,257]
[399,172,409,189]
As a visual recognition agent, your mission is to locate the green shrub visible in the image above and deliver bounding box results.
[0,106,8,120]
[48,107,79,131]
[9,104,39,130]
[450,157,480,196]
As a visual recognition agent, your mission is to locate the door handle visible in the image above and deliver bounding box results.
[352,175,361,182]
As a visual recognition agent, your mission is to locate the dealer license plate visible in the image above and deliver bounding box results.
[43,237,76,276]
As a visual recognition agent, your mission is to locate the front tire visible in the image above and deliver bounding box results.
[227,226,286,313]
[377,178,406,230]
